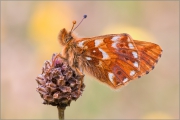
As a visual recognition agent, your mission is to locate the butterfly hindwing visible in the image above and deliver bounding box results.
[133,40,162,77]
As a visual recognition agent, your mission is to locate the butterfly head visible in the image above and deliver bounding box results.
[58,28,73,46]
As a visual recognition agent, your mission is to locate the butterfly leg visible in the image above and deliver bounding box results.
[75,67,85,91]
[47,53,67,73]
[51,53,67,66]
[75,67,84,78]
[52,53,84,90]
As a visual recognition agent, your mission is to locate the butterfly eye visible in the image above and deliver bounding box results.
[65,34,73,43]
[58,28,75,46]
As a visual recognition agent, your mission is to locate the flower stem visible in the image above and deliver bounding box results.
[57,106,65,120]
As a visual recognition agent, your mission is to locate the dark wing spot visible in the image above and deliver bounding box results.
[152,66,155,70]
[120,44,124,47]
[146,71,149,74]
[117,71,121,75]
[125,57,129,61]
[122,50,126,53]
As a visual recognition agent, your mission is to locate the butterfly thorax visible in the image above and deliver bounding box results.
[61,40,75,67]
[59,30,84,72]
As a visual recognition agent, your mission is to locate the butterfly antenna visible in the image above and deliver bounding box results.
[70,20,76,33]
[73,15,87,31]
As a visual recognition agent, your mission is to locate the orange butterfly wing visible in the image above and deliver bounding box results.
[133,40,162,76]
[75,34,162,89]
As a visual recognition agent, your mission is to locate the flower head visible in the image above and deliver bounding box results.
[36,53,85,108]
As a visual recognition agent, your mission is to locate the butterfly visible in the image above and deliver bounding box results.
[57,15,162,89]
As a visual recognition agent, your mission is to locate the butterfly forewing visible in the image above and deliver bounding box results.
[76,34,160,88]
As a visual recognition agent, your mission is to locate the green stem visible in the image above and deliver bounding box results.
[57,106,65,120]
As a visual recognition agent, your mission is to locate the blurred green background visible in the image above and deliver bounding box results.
[1,1,179,119]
